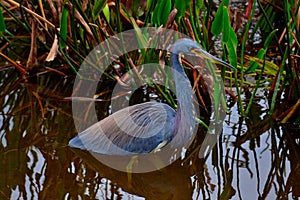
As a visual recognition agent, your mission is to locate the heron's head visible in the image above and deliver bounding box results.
[170,38,236,69]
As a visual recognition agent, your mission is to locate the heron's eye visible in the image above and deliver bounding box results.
[190,48,198,53]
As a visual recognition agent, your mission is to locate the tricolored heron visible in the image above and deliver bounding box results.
[69,38,234,155]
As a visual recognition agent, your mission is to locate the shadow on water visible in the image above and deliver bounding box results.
[0,68,299,199]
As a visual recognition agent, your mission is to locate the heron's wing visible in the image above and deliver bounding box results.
[69,102,176,155]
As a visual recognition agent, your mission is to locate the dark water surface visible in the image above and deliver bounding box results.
[0,68,299,200]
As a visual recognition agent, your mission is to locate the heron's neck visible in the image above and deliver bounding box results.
[171,54,194,126]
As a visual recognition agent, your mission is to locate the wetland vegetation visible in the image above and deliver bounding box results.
[0,0,299,199]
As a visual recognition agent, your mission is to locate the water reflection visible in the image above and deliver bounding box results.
[0,69,299,199]
[70,148,193,199]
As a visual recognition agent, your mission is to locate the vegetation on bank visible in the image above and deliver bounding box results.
[0,0,299,122]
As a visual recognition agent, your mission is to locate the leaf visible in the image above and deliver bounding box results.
[222,7,230,43]
[130,17,147,57]
[225,27,238,67]
[103,4,110,22]
[246,49,266,73]
[152,1,160,25]
[175,0,187,19]
[222,0,230,6]
[147,0,154,10]
[0,7,6,33]
[229,26,238,47]
[246,29,278,73]
[196,0,203,9]
[160,0,171,25]
[59,7,68,49]
[211,3,223,36]
[245,54,278,76]
[46,34,59,61]
[212,4,237,68]
[264,60,279,76]
[214,79,220,120]
[226,41,237,68]
[152,0,171,26]
[93,0,107,20]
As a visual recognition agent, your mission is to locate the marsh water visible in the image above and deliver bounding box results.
[1,0,300,198]
[0,63,299,200]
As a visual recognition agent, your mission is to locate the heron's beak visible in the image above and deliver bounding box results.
[190,47,236,69]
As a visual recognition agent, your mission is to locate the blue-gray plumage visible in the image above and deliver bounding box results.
[69,38,235,155]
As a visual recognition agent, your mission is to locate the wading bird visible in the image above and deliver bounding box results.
[69,38,234,155]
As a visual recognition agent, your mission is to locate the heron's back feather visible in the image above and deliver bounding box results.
[69,101,176,155]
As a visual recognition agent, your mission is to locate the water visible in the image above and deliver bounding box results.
[0,67,299,200]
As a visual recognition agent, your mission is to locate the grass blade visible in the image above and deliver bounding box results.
[0,7,6,32]
[59,7,68,49]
